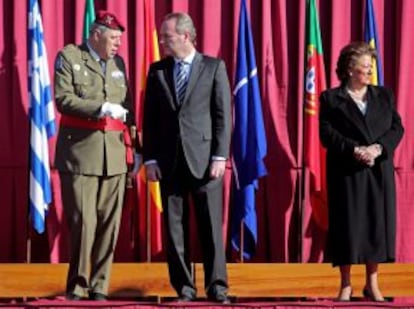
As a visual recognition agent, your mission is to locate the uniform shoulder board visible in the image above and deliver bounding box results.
[54,54,64,71]
[62,44,78,53]
[55,44,81,71]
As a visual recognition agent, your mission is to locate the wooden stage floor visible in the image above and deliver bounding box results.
[1,263,414,308]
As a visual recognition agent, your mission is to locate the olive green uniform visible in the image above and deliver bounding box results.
[54,43,133,297]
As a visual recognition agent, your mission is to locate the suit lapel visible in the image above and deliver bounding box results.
[335,87,372,141]
[164,57,175,94]
[82,48,105,77]
[160,57,177,110]
[80,44,104,77]
[182,52,205,104]
[160,57,178,110]
[365,86,380,123]
[160,53,205,110]
[365,86,388,139]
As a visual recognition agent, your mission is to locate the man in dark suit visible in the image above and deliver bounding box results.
[142,12,231,304]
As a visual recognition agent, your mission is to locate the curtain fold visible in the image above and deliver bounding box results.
[1,0,413,263]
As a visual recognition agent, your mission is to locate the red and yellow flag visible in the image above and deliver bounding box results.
[304,0,328,230]
[140,0,162,213]
[137,0,163,258]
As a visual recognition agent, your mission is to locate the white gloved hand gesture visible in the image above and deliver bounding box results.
[101,102,128,121]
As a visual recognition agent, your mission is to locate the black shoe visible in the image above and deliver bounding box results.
[209,294,231,304]
[176,295,195,302]
[89,292,107,301]
[362,287,385,302]
[66,293,82,301]
[336,287,353,301]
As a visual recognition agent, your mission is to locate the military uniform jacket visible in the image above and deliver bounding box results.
[54,43,134,176]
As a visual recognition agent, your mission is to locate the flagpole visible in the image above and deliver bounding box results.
[25,210,32,304]
[128,126,137,250]
[239,220,244,263]
[129,180,136,250]
[298,0,309,264]
[26,215,32,263]
[297,3,306,263]
[298,165,305,263]
[27,124,32,264]
[146,182,152,262]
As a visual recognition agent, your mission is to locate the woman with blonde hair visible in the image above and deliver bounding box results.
[319,41,404,301]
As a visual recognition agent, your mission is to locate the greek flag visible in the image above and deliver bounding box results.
[28,0,56,234]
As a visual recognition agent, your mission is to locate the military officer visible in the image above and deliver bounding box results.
[54,10,140,301]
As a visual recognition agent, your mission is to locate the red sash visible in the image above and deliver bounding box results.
[60,115,133,165]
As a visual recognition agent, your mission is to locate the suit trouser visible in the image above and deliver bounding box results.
[160,151,228,298]
[60,172,126,296]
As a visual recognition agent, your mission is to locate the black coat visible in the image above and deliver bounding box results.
[319,85,404,266]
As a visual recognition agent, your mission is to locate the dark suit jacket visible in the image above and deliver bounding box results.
[143,52,231,179]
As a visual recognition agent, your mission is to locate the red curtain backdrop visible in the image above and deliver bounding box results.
[1,0,414,263]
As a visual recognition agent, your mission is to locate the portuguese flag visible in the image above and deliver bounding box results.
[304,0,328,230]
[82,0,95,41]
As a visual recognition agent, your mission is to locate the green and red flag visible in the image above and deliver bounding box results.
[82,0,95,41]
[304,0,328,230]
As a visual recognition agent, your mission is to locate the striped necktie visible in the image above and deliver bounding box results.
[175,61,188,104]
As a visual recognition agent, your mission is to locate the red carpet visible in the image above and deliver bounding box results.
[1,298,414,309]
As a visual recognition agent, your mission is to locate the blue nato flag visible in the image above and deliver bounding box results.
[231,0,267,260]
[28,0,56,233]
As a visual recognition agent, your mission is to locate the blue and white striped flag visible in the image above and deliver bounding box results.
[28,0,56,234]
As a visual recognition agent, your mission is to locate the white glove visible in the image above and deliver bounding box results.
[101,102,128,121]
[128,153,142,177]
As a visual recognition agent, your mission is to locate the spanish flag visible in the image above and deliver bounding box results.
[140,0,162,212]
[137,0,163,259]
